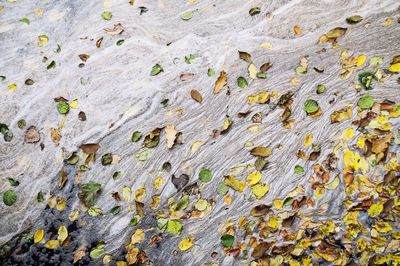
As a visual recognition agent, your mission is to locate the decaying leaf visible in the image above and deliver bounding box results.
[25,126,40,143]
[80,143,100,154]
[165,124,178,149]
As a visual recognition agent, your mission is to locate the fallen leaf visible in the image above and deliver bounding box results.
[178,237,193,251]
[238,51,252,63]
[34,228,44,243]
[190,89,203,103]
[165,124,178,149]
[250,146,272,157]
[213,71,227,94]
[104,23,124,36]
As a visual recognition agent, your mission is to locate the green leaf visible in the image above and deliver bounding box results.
[47,60,56,70]
[255,157,268,171]
[304,99,319,114]
[17,119,26,129]
[90,242,105,259]
[199,168,213,182]
[316,84,326,94]
[216,182,228,195]
[131,131,142,142]
[129,216,139,226]
[101,11,112,21]
[135,149,152,161]
[150,64,163,76]
[256,71,267,79]
[37,191,44,202]
[358,71,376,90]
[294,165,304,175]
[166,219,183,235]
[56,102,69,114]
[88,206,102,216]
[113,171,121,180]
[19,18,30,24]
[207,68,215,77]
[184,54,195,64]
[175,195,189,211]
[66,152,79,165]
[220,234,234,247]
[78,181,101,208]
[249,7,260,16]
[237,77,248,88]
[3,190,17,206]
[295,66,307,75]
[346,15,363,24]
[116,39,124,46]
[110,205,121,215]
[7,177,19,186]
[101,153,113,165]
[357,95,374,109]
[180,10,194,21]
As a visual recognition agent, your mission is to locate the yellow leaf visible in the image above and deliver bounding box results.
[34,8,43,16]
[273,199,283,210]
[343,128,355,140]
[103,255,112,264]
[178,237,193,251]
[34,228,45,243]
[303,133,313,147]
[251,183,269,199]
[130,229,145,245]
[248,64,257,79]
[213,71,227,94]
[191,140,204,153]
[194,199,208,211]
[260,42,272,49]
[57,225,68,244]
[247,91,270,104]
[368,202,383,217]
[153,177,163,190]
[7,84,17,90]
[246,171,262,186]
[224,175,245,192]
[356,54,367,67]
[325,176,340,190]
[122,186,131,201]
[69,100,78,109]
[250,146,272,157]
[224,194,232,205]
[135,187,146,201]
[45,240,60,249]
[389,63,400,73]
[68,209,80,221]
[314,187,325,199]
[37,35,49,47]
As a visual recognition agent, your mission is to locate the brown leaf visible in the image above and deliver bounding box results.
[180,73,194,81]
[25,126,40,143]
[135,201,145,216]
[104,23,124,36]
[190,89,203,103]
[59,169,68,189]
[250,146,272,157]
[260,62,272,72]
[73,246,86,263]
[78,54,90,62]
[50,128,62,144]
[293,25,301,36]
[238,51,252,63]
[80,143,100,154]
[250,204,271,217]
[252,242,271,258]
[213,71,227,94]
[96,37,103,48]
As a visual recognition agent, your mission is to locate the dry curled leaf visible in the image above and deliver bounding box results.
[50,128,62,143]
[238,51,252,63]
[180,73,194,81]
[213,71,227,94]
[78,54,90,62]
[104,23,124,36]
[190,89,203,103]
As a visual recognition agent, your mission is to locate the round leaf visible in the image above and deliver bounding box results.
[220,234,234,247]
[199,168,213,182]
[3,190,17,206]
